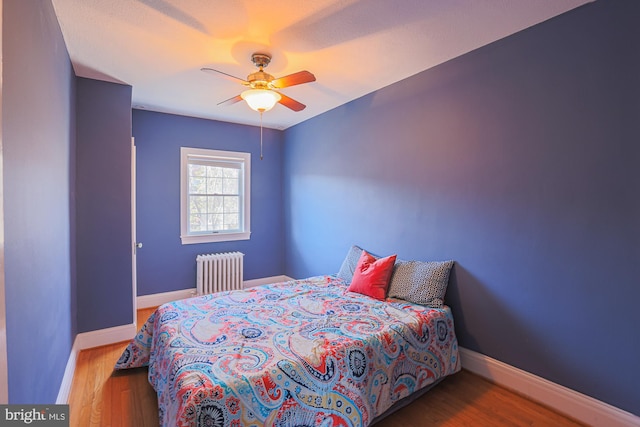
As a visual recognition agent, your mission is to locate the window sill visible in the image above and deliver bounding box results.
[180,231,251,245]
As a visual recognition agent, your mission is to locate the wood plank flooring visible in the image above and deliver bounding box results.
[68,307,584,426]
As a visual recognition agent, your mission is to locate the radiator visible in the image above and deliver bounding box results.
[196,251,244,295]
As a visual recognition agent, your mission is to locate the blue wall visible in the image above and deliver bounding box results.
[76,78,133,332]
[283,0,639,416]
[132,110,284,296]
[2,0,76,403]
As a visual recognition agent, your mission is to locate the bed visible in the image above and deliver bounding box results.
[115,275,460,426]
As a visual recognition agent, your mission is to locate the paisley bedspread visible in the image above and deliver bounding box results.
[115,275,460,426]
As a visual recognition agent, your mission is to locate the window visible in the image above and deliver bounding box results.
[180,147,250,244]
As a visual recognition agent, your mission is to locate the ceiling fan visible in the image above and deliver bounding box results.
[201,53,316,113]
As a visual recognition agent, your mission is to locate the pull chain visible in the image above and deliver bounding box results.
[260,111,264,160]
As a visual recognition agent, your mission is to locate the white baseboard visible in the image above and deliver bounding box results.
[136,275,295,308]
[75,323,137,350]
[243,275,294,288]
[56,323,136,403]
[459,347,640,427]
[137,288,196,309]
[56,339,79,404]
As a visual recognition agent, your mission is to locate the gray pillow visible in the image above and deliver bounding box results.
[336,245,363,284]
[336,245,381,284]
[388,260,454,307]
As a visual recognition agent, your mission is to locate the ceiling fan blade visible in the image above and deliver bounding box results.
[278,93,306,112]
[217,95,243,106]
[201,67,249,85]
[271,71,316,89]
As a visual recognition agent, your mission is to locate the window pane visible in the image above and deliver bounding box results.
[189,164,206,177]
[189,177,207,194]
[189,196,207,214]
[224,214,239,230]
[207,178,223,194]
[223,168,239,178]
[208,196,223,213]
[224,196,239,213]
[190,214,207,232]
[207,166,223,178]
[211,214,223,231]
[223,178,239,194]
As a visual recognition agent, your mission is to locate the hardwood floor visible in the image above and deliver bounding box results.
[69,307,159,427]
[68,308,584,426]
[373,372,584,427]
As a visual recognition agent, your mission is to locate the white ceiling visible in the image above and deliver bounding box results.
[51,0,592,130]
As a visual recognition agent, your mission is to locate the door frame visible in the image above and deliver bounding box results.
[131,137,137,328]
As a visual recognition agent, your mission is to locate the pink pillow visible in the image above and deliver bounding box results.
[347,251,397,300]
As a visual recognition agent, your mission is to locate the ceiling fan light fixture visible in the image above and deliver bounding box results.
[241,89,281,112]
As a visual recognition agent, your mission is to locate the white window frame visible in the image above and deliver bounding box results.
[180,147,251,244]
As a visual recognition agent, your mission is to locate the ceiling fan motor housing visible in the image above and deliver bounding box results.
[248,71,275,89]
[251,53,272,69]
[248,53,275,89]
